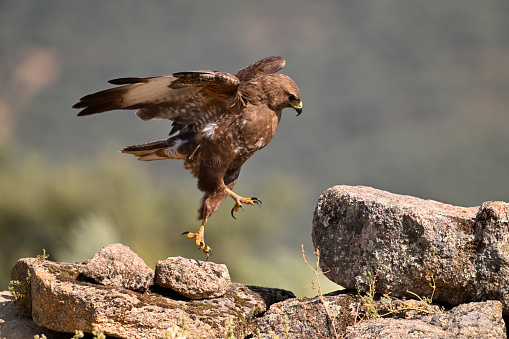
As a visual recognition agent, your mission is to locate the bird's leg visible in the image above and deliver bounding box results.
[182,218,212,259]
[224,187,262,219]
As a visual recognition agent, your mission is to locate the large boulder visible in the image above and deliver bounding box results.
[312,185,509,313]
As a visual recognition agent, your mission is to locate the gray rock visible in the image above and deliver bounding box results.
[312,185,509,314]
[82,243,155,292]
[427,300,506,338]
[474,201,509,313]
[13,257,294,338]
[251,291,362,338]
[346,318,450,339]
[155,256,231,299]
[344,300,506,339]
[252,288,505,339]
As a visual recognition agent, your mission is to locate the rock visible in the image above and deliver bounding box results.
[82,243,155,292]
[427,300,506,338]
[251,288,506,339]
[251,291,362,338]
[474,201,509,313]
[11,257,38,287]
[5,231,509,338]
[0,290,67,339]
[344,300,506,339]
[155,256,230,299]
[347,318,451,339]
[14,256,294,338]
[312,185,509,314]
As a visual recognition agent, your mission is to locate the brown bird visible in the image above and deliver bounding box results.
[73,56,302,258]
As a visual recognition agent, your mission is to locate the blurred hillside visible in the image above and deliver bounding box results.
[1,1,508,295]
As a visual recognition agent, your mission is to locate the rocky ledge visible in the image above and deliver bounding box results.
[1,185,508,338]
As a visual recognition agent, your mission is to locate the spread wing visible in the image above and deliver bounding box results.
[73,56,286,126]
[234,56,286,82]
[73,71,240,124]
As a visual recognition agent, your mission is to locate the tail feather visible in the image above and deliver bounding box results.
[121,139,170,155]
[121,138,187,161]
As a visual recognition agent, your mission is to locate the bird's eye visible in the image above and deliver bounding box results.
[288,94,298,102]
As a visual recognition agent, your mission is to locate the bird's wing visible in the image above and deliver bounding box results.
[234,56,286,82]
[73,71,240,123]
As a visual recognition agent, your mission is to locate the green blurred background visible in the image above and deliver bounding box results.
[1,1,508,296]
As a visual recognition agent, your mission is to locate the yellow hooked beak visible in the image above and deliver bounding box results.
[289,101,303,116]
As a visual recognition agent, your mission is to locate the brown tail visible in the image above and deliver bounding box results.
[121,139,186,161]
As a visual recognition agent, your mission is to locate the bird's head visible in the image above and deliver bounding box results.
[269,74,302,116]
[241,73,302,115]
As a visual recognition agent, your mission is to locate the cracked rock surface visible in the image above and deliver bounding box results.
[313,185,509,314]
[10,255,294,339]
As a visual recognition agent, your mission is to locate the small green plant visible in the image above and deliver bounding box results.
[355,266,440,323]
[92,326,106,339]
[302,245,339,339]
[9,270,32,318]
[406,274,436,309]
[35,328,87,339]
[357,266,379,320]
[9,249,49,318]
[180,303,187,336]
[282,316,290,339]
[36,248,49,262]
[72,330,85,338]
[225,317,235,339]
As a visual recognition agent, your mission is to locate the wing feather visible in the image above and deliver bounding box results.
[73,57,285,123]
[234,56,285,82]
[107,77,153,85]
[73,71,240,122]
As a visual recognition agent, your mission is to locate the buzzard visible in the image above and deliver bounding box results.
[73,56,302,258]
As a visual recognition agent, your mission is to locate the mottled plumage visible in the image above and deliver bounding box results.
[73,56,302,258]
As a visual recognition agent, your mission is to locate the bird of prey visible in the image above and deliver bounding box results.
[73,56,302,258]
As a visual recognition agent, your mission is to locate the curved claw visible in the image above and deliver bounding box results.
[181,231,190,236]
[230,197,262,219]
[194,241,212,259]
[251,197,262,207]
[205,247,213,261]
[198,242,212,260]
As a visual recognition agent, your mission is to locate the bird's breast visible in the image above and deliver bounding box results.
[193,105,280,170]
[236,107,280,151]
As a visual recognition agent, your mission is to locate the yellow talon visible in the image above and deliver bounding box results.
[182,218,212,259]
[224,188,262,219]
